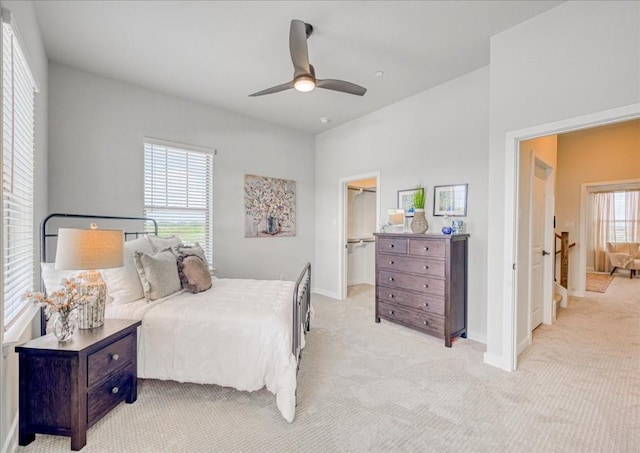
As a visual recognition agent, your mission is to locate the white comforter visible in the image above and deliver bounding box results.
[105,278,299,422]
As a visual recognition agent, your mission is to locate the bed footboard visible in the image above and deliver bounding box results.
[292,263,311,361]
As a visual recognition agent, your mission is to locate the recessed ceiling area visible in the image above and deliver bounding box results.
[33,1,563,134]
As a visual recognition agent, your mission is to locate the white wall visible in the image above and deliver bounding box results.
[486,0,640,368]
[48,63,315,282]
[0,0,48,450]
[315,67,489,342]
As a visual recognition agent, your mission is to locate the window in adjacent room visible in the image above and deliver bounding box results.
[2,11,38,328]
[143,139,214,265]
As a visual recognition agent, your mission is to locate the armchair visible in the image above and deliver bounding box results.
[606,242,640,278]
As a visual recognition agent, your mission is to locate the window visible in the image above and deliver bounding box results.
[2,14,37,327]
[143,140,214,265]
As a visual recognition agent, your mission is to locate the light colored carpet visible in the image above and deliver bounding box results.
[17,279,640,453]
[585,272,615,293]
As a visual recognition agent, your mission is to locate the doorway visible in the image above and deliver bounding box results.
[338,172,380,300]
[496,103,640,372]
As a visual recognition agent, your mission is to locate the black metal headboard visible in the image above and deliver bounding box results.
[40,213,158,263]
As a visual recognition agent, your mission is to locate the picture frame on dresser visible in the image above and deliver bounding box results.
[433,184,467,216]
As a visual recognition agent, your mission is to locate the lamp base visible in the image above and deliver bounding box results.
[77,272,106,329]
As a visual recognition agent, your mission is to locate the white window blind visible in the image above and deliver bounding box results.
[144,141,214,265]
[3,17,36,327]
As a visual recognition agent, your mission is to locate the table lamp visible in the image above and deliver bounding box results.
[55,224,124,329]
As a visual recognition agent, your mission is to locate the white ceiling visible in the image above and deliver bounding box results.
[33,1,563,134]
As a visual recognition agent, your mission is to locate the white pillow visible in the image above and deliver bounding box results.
[102,237,153,304]
[133,249,182,301]
[148,235,183,252]
[40,262,81,293]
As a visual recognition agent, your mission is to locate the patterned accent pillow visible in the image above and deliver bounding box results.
[133,249,182,301]
[177,254,212,294]
[172,242,208,266]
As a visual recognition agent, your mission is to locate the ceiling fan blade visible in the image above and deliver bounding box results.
[316,79,367,96]
[248,81,294,97]
[290,19,311,78]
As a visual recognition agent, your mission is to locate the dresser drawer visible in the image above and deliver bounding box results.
[378,270,445,296]
[378,300,445,337]
[408,239,445,258]
[87,333,134,387]
[87,366,133,426]
[377,286,445,316]
[377,237,407,254]
[378,253,445,278]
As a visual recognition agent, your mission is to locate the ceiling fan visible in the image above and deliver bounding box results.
[249,19,367,97]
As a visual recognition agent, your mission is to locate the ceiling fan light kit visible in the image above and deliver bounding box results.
[250,19,366,97]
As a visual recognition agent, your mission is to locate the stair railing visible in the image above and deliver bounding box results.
[554,231,576,288]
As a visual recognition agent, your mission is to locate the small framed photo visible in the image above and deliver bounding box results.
[433,184,467,216]
[398,188,424,217]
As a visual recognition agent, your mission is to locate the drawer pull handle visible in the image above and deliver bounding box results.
[388,277,394,282]
[424,265,429,269]
[424,302,429,307]
[389,261,394,264]
[111,387,119,394]
[389,310,394,315]
[389,244,394,248]
[423,320,429,326]
[424,284,429,288]
[424,246,429,251]
[389,294,395,298]
[111,354,119,361]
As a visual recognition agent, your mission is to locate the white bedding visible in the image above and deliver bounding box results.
[105,278,299,422]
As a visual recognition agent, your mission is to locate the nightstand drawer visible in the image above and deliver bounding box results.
[87,333,134,387]
[87,367,133,426]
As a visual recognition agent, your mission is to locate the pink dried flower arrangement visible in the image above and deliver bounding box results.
[23,277,89,317]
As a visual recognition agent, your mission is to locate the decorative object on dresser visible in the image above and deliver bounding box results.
[433,183,468,217]
[374,232,468,347]
[54,224,124,329]
[15,319,141,451]
[409,184,428,234]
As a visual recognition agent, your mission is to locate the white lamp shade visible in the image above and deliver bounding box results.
[55,228,124,270]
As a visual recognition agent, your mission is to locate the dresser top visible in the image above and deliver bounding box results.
[15,318,141,353]
[374,232,469,240]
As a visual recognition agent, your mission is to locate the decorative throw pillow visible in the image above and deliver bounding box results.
[102,237,153,304]
[133,249,182,301]
[148,235,183,252]
[172,242,208,265]
[177,254,212,294]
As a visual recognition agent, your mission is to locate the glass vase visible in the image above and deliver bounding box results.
[53,311,77,342]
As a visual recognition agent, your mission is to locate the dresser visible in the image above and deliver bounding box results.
[16,319,141,451]
[374,233,468,347]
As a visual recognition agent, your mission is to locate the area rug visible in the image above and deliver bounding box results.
[586,272,614,293]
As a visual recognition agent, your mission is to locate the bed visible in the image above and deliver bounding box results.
[40,213,311,422]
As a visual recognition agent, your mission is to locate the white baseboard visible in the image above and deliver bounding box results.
[516,336,531,356]
[2,412,18,453]
[311,287,340,300]
[483,351,513,371]
[347,279,374,287]
[465,329,486,344]
[568,289,585,298]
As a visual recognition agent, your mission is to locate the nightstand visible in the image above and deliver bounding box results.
[15,318,141,451]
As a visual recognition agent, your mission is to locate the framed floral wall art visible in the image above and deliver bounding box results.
[244,174,296,237]
[433,184,468,216]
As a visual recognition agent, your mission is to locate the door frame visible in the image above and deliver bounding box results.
[495,103,640,372]
[338,171,381,300]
